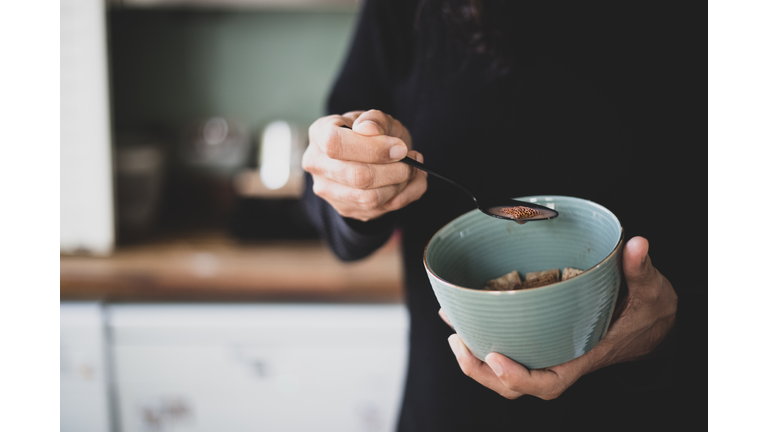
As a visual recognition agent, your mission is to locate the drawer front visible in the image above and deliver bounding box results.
[109,304,408,432]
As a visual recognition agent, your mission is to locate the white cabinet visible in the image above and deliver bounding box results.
[107,304,408,432]
[61,303,113,432]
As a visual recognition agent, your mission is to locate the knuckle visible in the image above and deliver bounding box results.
[310,115,337,136]
[662,286,678,317]
[400,164,416,181]
[390,194,410,210]
[311,181,327,198]
[641,272,674,306]
[320,126,343,159]
[386,193,408,211]
[338,209,373,222]
[354,214,374,222]
[644,286,663,303]
[501,389,521,400]
[367,109,385,119]
[349,166,375,189]
[540,389,564,401]
[461,364,476,379]
[336,208,354,219]
[360,109,388,129]
[388,114,403,130]
[301,152,317,173]
[352,190,380,211]
[669,289,679,310]
[414,176,428,197]
[308,120,321,138]
[326,114,344,126]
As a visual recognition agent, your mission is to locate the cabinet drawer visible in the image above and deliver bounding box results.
[109,304,408,432]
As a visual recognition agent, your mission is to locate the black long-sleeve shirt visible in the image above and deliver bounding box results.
[303,1,705,430]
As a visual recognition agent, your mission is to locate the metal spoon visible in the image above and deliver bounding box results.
[340,125,558,222]
[398,156,558,222]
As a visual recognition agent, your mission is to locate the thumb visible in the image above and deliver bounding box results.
[622,236,655,288]
[353,120,383,136]
[353,110,389,136]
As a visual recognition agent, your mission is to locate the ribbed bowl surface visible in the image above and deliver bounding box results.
[424,196,623,369]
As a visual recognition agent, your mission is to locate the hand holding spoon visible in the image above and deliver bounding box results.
[340,125,557,222]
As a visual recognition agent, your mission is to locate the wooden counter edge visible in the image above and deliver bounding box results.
[61,237,404,303]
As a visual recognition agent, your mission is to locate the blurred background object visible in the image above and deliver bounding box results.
[230,120,316,239]
[61,1,408,431]
[255,120,304,194]
[61,0,115,255]
[61,0,363,252]
[115,140,166,240]
[104,4,360,240]
[180,117,250,174]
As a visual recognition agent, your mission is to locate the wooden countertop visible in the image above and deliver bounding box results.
[60,232,403,302]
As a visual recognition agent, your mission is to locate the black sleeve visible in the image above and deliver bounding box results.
[302,0,413,262]
[303,173,396,262]
[326,0,414,115]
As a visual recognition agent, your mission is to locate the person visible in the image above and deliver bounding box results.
[302,1,705,430]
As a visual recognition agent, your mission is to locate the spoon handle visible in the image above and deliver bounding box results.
[338,124,477,205]
[400,156,477,205]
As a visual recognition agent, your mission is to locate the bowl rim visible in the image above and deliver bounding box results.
[422,195,625,295]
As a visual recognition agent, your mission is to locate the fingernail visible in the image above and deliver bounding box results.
[390,145,407,160]
[485,354,502,375]
[448,335,460,356]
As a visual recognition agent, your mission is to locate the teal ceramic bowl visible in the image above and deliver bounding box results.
[424,196,623,369]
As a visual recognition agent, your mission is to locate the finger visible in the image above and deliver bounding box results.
[623,236,653,284]
[309,114,352,134]
[301,141,326,175]
[621,236,678,323]
[484,353,567,400]
[622,236,672,305]
[321,112,365,129]
[353,109,412,145]
[438,308,454,329]
[340,111,364,125]
[311,175,407,215]
[305,149,417,190]
[378,157,427,212]
[312,117,408,163]
[448,335,523,399]
[309,152,426,219]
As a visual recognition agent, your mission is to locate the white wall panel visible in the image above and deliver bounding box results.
[61,0,114,255]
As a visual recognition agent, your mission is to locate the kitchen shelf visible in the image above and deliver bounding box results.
[61,230,403,302]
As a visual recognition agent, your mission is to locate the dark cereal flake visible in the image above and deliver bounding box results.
[500,206,540,219]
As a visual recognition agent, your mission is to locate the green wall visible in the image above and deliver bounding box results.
[109,10,358,136]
